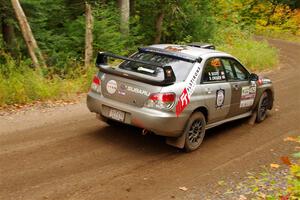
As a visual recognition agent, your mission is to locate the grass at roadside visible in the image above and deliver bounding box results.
[219,38,278,72]
[256,30,300,44]
[0,53,95,107]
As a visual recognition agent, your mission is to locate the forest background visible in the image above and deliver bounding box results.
[0,0,299,106]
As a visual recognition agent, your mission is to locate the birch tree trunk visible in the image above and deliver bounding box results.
[118,0,130,35]
[10,0,46,68]
[84,2,93,68]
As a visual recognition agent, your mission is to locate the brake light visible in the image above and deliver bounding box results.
[145,93,176,110]
[91,75,101,93]
[93,76,100,85]
[149,93,175,102]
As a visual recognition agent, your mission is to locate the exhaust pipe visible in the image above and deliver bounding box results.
[142,129,150,136]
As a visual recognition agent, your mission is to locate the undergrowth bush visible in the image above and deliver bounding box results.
[0,52,95,106]
[0,31,279,106]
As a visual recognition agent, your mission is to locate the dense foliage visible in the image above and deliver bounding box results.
[0,0,299,105]
[1,0,299,68]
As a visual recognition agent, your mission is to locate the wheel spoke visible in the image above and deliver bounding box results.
[188,119,204,144]
[258,97,268,119]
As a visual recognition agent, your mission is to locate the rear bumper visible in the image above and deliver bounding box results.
[87,91,189,137]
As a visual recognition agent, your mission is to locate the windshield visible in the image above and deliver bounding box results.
[118,52,195,82]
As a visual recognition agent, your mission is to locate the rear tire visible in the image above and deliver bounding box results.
[256,92,269,123]
[184,112,206,152]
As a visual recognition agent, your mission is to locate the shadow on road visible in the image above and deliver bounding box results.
[86,123,178,154]
[85,116,253,154]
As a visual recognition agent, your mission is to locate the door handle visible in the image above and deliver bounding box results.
[233,84,239,90]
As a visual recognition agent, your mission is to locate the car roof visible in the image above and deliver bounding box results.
[146,44,232,60]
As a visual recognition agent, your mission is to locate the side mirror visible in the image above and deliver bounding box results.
[249,73,258,81]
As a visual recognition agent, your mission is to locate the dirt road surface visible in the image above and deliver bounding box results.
[0,39,299,200]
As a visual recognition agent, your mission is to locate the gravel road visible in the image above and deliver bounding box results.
[0,39,299,200]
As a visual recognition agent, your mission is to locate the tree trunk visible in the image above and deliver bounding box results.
[84,2,93,68]
[266,4,277,26]
[130,0,135,16]
[154,11,165,44]
[1,17,17,57]
[118,0,130,35]
[10,0,46,68]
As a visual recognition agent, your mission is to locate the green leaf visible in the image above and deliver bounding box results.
[293,152,300,158]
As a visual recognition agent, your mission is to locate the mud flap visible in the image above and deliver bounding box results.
[166,133,186,149]
[96,114,107,121]
[248,111,257,125]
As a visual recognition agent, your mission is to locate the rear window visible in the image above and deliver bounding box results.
[118,52,194,82]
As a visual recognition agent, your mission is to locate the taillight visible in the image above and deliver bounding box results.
[93,76,100,85]
[91,75,101,93]
[145,93,176,110]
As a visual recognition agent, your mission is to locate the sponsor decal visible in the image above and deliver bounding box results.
[176,63,202,116]
[137,67,155,74]
[208,71,226,81]
[165,46,186,52]
[118,84,126,96]
[240,82,257,108]
[117,83,150,97]
[176,88,190,116]
[106,80,117,94]
[207,69,226,81]
[127,86,150,96]
[216,89,225,108]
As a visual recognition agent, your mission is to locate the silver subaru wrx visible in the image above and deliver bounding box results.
[87,44,274,152]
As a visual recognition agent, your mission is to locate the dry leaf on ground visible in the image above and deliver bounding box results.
[270,163,280,169]
[179,186,188,191]
[239,195,247,200]
[281,156,292,166]
[283,136,297,142]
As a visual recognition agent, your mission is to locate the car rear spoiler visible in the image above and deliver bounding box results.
[96,52,176,86]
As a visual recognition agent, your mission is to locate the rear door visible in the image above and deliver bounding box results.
[200,57,232,123]
[221,58,256,118]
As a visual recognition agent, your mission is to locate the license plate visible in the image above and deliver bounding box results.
[108,108,125,122]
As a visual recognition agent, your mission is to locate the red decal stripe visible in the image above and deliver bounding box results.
[176,88,190,116]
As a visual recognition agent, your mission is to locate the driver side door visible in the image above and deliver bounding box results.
[221,58,257,118]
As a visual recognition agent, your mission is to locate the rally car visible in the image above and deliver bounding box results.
[87,43,274,152]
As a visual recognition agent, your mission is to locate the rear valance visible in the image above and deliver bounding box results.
[96,52,176,86]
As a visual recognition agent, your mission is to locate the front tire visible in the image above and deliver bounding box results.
[184,112,206,152]
[256,92,269,123]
